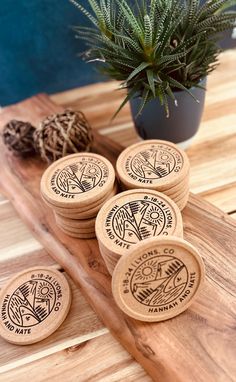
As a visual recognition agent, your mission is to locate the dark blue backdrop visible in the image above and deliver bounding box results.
[0,0,235,106]
[0,0,101,106]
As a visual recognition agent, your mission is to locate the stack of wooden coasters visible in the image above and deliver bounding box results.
[40,152,116,238]
[95,189,183,275]
[112,236,205,322]
[116,140,190,211]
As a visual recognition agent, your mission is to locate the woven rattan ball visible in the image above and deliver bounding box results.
[34,109,93,163]
[2,120,36,157]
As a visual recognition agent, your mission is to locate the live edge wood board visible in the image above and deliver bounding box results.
[0,94,235,382]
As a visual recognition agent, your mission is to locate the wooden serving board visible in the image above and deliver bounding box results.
[0,94,236,382]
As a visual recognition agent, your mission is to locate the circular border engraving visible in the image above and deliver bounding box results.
[41,153,115,208]
[96,189,183,256]
[0,267,71,345]
[116,140,190,190]
[112,237,205,322]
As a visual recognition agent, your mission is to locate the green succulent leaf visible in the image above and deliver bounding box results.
[144,15,153,48]
[112,86,138,119]
[118,0,144,40]
[68,0,98,27]
[126,62,151,82]
[147,69,155,96]
[137,88,150,116]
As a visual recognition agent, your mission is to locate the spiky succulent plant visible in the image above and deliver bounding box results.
[69,0,236,116]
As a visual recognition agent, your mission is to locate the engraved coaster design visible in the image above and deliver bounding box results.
[112,200,174,244]
[41,153,115,208]
[116,140,190,190]
[112,237,205,322]
[96,189,183,257]
[56,160,102,195]
[0,267,71,345]
[131,147,180,179]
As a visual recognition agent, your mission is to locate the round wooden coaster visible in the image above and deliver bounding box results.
[116,140,190,191]
[59,225,96,239]
[161,172,189,194]
[54,185,117,220]
[57,221,95,235]
[112,236,205,322]
[55,204,100,220]
[0,267,71,345]
[55,213,96,229]
[41,153,115,209]
[57,221,95,233]
[174,187,190,203]
[98,239,121,265]
[98,243,115,276]
[163,178,189,199]
[55,202,101,220]
[95,189,183,258]
[164,183,189,203]
[167,187,190,208]
[175,192,190,211]
[42,182,117,215]
[121,170,190,196]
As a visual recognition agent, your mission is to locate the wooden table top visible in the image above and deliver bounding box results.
[0,49,236,381]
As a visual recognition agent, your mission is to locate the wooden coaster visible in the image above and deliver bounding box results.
[56,221,95,234]
[121,171,190,196]
[59,225,96,239]
[41,153,115,208]
[116,140,190,191]
[167,187,190,208]
[112,236,205,322]
[164,184,189,202]
[98,243,116,276]
[55,213,96,229]
[98,240,121,264]
[174,188,190,203]
[0,267,71,345]
[163,178,189,199]
[43,183,118,215]
[55,202,102,220]
[53,185,117,220]
[56,221,95,235]
[95,189,183,258]
[175,192,190,211]
[160,171,190,194]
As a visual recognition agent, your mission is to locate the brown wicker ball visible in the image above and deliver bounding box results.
[34,109,93,163]
[2,120,36,157]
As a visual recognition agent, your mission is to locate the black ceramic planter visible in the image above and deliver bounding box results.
[130,78,207,149]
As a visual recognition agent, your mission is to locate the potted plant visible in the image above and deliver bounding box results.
[69,0,236,148]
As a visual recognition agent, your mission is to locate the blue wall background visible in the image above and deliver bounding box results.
[0,0,235,106]
[0,0,100,106]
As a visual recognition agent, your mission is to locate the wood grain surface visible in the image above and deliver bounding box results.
[0,91,235,381]
[2,332,150,382]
